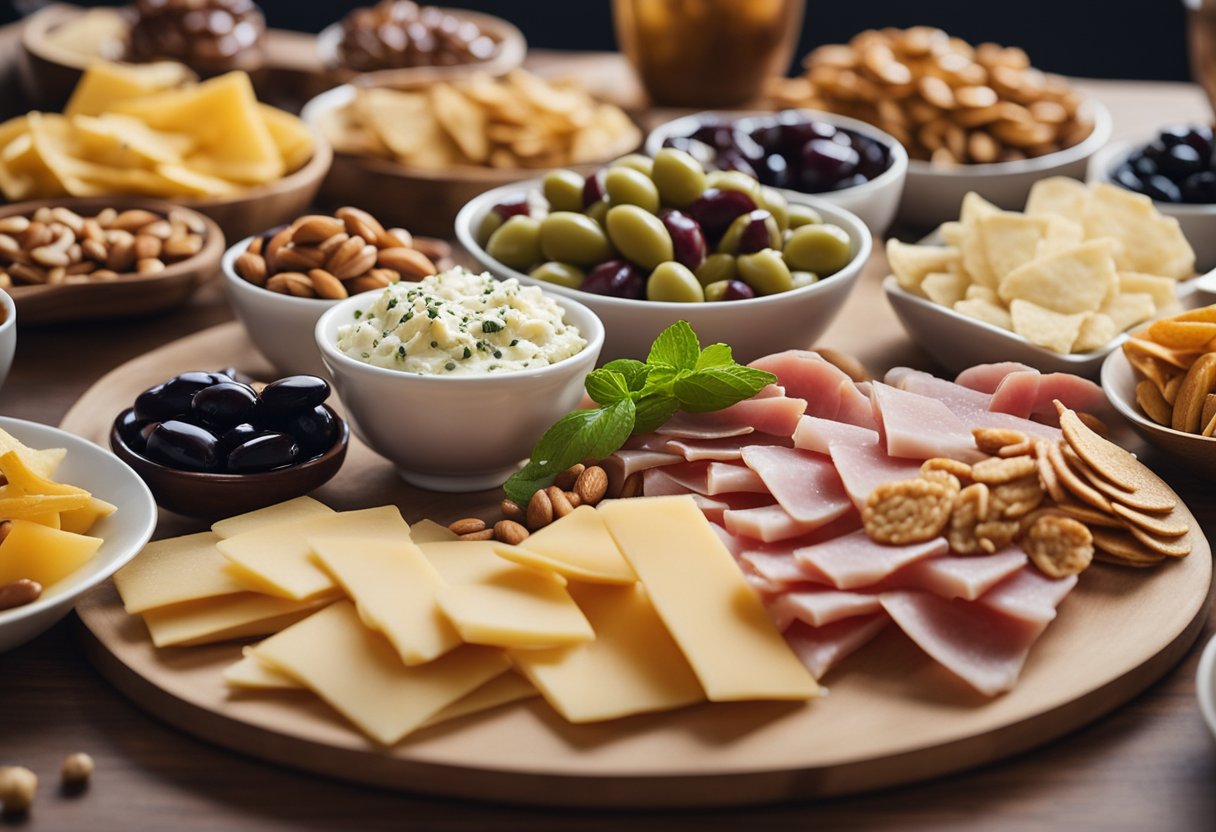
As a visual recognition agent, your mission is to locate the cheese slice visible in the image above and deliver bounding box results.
[141,593,324,648]
[223,647,302,690]
[216,506,409,600]
[419,541,593,649]
[495,505,637,584]
[211,496,335,539]
[421,671,538,728]
[311,536,460,665]
[59,496,118,535]
[408,519,458,544]
[253,601,509,746]
[114,532,246,614]
[599,496,819,701]
[511,582,704,722]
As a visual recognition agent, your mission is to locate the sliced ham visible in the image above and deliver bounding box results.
[641,466,693,497]
[955,362,1037,394]
[795,530,948,590]
[870,382,982,462]
[664,433,791,462]
[749,351,850,419]
[792,416,878,455]
[836,380,881,430]
[784,615,889,679]
[769,587,884,628]
[657,460,768,495]
[740,445,853,526]
[979,567,1078,626]
[739,512,863,586]
[689,492,773,524]
[828,438,924,509]
[884,548,1028,601]
[724,503,828,543]
[895,370,1062,442]
[989,371,1106,425]
[622,434,680,452]
[657,395,807,440]
[879,590,1047,696]
[602,449,684,497]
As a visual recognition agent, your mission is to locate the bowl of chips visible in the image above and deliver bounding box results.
[884,179,1195,377]
[0,288,15,391]
[302,70,642,238]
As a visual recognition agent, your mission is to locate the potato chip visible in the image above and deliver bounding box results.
[1083,183,1195,280]
[954,298,1012,330]
[1145,319,1216,350]
[1100,291,1156,332]
[72,113,193,165]
[1010,299,1087,353]
[939,221,964,246]
[430,83,489,163]
[1118,272,1177,311]
[965,285,999,303]
[1025,176,1090,218]
[1123,336,1196,370]
[1036,214,1085,256]
[998,239,1117,314]
[886,240,960,292]
[920,271,969,306]
[977,212,1051,279]
[1170,306,1216,324]
[1073,312,1118,353]
[960,191,1000,288]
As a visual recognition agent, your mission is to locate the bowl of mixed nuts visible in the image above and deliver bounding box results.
[222,206,450,377]
[0,197,224,325]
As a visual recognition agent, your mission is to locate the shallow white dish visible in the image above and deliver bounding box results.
[898,99,1112,230]
[0,288,14,393]
[1198,632,1216,740]
[315,288,604,492]
[0,416,156,653]
[455,180,871,363]
[643,109,908,237]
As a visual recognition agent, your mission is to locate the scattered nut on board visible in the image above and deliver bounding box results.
[60,753,94,787]
[447,464,612,544]
[0,765,37,814]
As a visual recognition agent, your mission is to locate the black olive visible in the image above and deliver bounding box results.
[135,371,225,421]
[216,367,257,386]
[259,375,331,416]
[115,409,149,451]
[216,423,265,455]
[144,420,220,472]
[192,381,259,430]
[227,432,300,473]
[277,405,339,457]
[133,384,177,422]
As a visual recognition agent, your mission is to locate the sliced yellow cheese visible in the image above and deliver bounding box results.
[211,496,335,539]
[599,496,819,701]
[141,593,324,648]
[495,505,636,584]
[223,647,302,691]
[421,671,538,728]
[408,518,458,544]
[258,103,315,172]
[216,506,408,600]
[511,582,704,723]
[114,532,246,614]
[25,511,61,529]
[59,496,117,535]
[419,541,592,649]
[311,536,460,665]
[0,491,90,519]
[64,61,193,118]
[253,601,509,746]
[0,450,89,496]
[0,520,101,587]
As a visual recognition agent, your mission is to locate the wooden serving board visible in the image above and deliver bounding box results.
[63,323,1214,809]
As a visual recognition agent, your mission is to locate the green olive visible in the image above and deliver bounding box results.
[783,224,853,276]
[736,248,793,296]
[706,170,761,200]
[652,148,707,208]
[647,262,705,302]
[717,210,780,255]
[695,252,737,287]
[613,153,655,177]
[787,204,823,229]
[543,169,585,213]
[530,261,586,290]
[791,270,819,289]
[605,205,673,270]
[702,279,731,302]
[760,187,790,231]
[486,215,542,270]
[539,212,614,265]
[477,211,504,245]
[605,166,661,214]
[585,200,610,225]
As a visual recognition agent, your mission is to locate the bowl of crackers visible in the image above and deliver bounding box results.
[301,69,642,238]
[767,27,1112,230]
[1102,304,1216,477]
[884,178,1194,378]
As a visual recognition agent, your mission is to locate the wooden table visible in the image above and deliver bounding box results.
[1,46,1215,828]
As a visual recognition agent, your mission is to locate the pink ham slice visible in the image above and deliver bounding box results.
[749,351,877,428]
[737,511,864,584]
[664,433,792,461]
[795,530,948,590]
[989,371,1106,425]
[893,370,1062,442]
[724,504,829,543]
[955,362,1037,394]
[883,548,1028,601]
[836,381,880,430]
[642,467,772,518]
[978,567,1077,626]
[828,439,923,509]
[792,416,879,455]
[784,615,890,679]
[739,445,853,525]
[656,460,768,495]
[602,449,685,497]
[622,434,680,452]
[879,590,1047,696]
[769,587,884,629]
[870,382,983,462]
[657,395,807,440]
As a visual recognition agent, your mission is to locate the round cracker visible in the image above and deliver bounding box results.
[1126,521,1195,558]
[1047,440,1113,514]
[1035,440,1066,503]
[1056,402,1180,510]
[1091,527,1168,565]
[1108,501,1190,539]
[1050,496,1124,528]
[1060,444,1177,513]
[1093,550,1166,568]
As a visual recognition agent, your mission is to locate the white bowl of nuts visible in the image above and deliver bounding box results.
[222,207,448,377]
[0,288,14,392]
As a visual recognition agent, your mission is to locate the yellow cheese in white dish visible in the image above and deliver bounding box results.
[141,593,326,648]
[59,496,117,535]
[310,536,460,666]
[0,520,102,587]
[421,671,538,728]
[114,531,246,614]
[511,582,704,723]
[408,518,458,544]
[223,647,302,691]
[494,505,637,585]
[599,496,819,702]
[0,427,66,478]
[252,601,510,746]
[216,506,409,600]
[211,496,335,539]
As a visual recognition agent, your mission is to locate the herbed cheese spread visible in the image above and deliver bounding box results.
[335,268,586,375]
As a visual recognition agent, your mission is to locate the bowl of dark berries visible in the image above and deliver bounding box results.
[1092,125,1216,271]
[645,109,907,235]
[110,370,349,518]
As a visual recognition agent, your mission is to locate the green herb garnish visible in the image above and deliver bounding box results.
[502,321,775,503]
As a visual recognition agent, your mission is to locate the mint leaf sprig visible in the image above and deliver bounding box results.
[503,321,776,504]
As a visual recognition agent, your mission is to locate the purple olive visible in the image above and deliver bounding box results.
[659,209,707,271]
[799,138,860,192]
[115,408,148,451]
[718,209,780,255]
[191,381,258,430]
[582,169,606,208]
[217,422,265,455]
[259,375,330,416]
[491,194,530,220]
[227,432,300,473]
[723,280,756,301]
[581,260,645,299]
[144,420,220,472]
[685,188,757,243]
[133,371,225,421]
[276,405,340,457]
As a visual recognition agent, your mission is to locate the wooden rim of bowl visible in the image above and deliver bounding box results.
[21,4,133,73]
[0,196,225,300]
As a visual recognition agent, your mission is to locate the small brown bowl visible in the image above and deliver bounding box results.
[18,5,133,111]
[0,196,225,326]
[109,405,349,519]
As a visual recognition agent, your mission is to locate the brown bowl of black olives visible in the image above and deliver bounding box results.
[111,369,348,518]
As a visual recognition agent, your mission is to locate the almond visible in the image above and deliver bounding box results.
[281,272,316,297]
[264,226,294,266]
[554,463,585,491]
[332,244,378,281]
[337,206,385,243]
[133,234,162,261]
[527,488,554,530]
[163,234,203,259]
[494,519,529,545]
[326,235,366,275]
[546,486,574,519]
[574,465,608,505]
[110,209,161,232]
[377,246,436,278]
[140,219,174,240]
[136,258,165,275]
[291,215,345,245]
[308,268,348,300]
[378,227,413,249]
[500,498,524,522]
[347,275,390,293]
[236,252,268,285]
[459,529,496,541]
[272,245,327,273]
[449,517,487,535]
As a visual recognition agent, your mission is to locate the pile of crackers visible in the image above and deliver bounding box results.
[1125,305,1216,436]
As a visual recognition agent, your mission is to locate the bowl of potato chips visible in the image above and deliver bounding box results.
[302,69,642,238]
[884,178,1194,377]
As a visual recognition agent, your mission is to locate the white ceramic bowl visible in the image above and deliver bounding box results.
[897,99,1112,230]
[1198,632,1216,741]
[643,109,908,237]
[1090,138,1216,273]
[222,236,335,378]
[0,416,156,653]
[455,180,871,364]
[0,288,15,393]
[314,289,604,492]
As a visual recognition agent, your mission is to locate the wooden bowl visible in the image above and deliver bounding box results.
[109,404,349,519]
[0,197,224,326]
[18,4,133,111]
[301,84,639,238]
